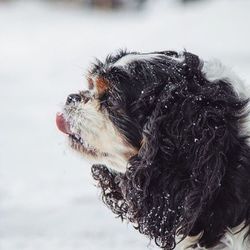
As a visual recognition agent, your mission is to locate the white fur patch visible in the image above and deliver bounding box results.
[175,233,202,250]
[113,53,160,67]
[202,59,250,146]
[202,59,248,98]
[219,224,250,250]
[113,52,184,68]
[175,224,250,250]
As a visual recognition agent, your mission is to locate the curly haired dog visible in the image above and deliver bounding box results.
[56,50,250,249]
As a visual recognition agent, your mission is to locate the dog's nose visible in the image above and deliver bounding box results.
[66,94,82,105]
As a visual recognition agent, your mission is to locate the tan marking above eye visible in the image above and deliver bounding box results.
[95,77,109,96]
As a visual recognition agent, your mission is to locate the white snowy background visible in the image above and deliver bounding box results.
[0,0,250,249]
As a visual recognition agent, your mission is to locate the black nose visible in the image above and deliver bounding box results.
[66,94,82,105]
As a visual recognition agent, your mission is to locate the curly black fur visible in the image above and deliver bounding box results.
[90,51,250,249]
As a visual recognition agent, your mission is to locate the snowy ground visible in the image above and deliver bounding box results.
[0,0,250,249]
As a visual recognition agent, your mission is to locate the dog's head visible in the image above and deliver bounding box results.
[56,50,186,172]
[57,50,250,249]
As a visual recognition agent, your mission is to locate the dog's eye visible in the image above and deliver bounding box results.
[87,76,109,98]
[80,91,92,104]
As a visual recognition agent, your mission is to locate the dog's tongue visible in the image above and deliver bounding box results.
[56,113,71,135]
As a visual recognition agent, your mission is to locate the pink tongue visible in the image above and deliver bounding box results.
[56,113,71,134]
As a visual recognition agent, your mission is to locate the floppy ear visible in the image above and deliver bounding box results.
[122,99,186,249]
[122,75,248,248]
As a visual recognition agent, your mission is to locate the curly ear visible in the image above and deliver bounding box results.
[123,75,248,249]
[123,100,186,250]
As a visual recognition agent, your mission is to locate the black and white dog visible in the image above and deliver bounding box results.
[56,50,250,250]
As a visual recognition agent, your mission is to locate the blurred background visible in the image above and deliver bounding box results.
[0,0,249,249]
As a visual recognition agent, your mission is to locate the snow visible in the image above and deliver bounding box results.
[0,0,249,249]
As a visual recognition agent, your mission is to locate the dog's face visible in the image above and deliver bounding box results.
[57,89,136,173]
[57,50,183,172]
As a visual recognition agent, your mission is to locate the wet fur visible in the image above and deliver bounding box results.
[88,51,250,249]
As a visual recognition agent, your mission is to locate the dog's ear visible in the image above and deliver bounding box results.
[124,100,184,249]
[124,72,248,248]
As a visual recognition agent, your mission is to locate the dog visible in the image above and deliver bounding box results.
[56,50,250,249]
